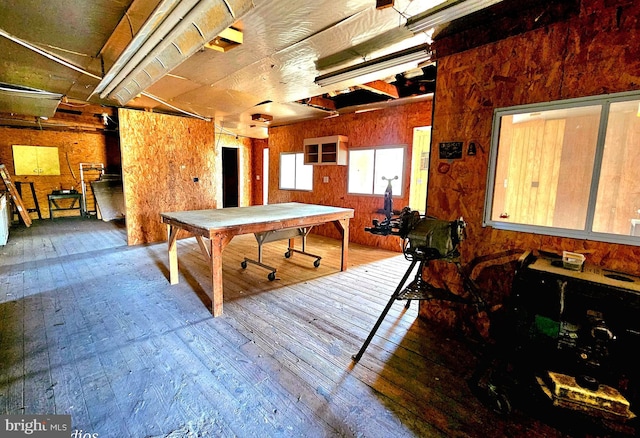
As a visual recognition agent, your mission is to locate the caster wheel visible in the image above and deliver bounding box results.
[268,272,276,281]
[241,260,247,269]
[313,259,321,268]
[487,384,512,415]
[284,251,291,258]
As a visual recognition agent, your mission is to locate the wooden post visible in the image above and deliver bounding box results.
[167,224,179,285]
[333,218,350,271]
[210,232,232,317]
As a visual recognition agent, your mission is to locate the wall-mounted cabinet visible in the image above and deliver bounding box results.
[303,135,348,165]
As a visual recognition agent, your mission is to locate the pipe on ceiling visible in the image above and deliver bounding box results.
[94,0,193,97]
[107,0,255,106]
[0,28,101,81]
[96,0,201,99]
[0,27,209,121]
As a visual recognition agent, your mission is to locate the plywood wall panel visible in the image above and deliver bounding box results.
[0,127,107,219]
[119,109,217,245]
[423,0,640,330]
[119,110,253,245]
[268,99,432,252]
[560,5,640,99]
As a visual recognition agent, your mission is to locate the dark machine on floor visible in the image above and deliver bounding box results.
[354,178,639,430]
[499,253,640,424]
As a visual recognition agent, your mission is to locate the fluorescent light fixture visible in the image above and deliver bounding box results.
[406,0,504,33]
[315,44,431,88]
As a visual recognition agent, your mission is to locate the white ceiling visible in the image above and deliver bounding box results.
[0,0,496,138]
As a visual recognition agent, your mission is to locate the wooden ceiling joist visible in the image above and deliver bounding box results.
[358,80,399,99]
[302,96,336,112]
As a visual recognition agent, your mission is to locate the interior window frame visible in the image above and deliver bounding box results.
[483,90,640,246]
[347,144,407,197]
[279,152,313,191]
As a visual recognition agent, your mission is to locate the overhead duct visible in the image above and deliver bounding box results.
[103,0,254,105]
[94,0,196,98]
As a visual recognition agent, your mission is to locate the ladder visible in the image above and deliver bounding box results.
[0,164,32,226]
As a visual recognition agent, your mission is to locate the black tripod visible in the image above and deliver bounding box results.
[352,243,483,362]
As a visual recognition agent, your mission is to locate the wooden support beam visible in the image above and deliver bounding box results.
[205,27,243,52]
[302,96,336,112]
[359,80,399,99]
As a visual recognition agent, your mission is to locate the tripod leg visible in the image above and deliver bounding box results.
[352,260,419,362]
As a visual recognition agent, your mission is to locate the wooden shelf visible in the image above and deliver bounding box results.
[303,135,348,165]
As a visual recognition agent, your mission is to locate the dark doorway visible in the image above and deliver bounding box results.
[222,147,239,208]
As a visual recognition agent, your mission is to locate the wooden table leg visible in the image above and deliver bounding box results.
[210,232,233,317]
[333,218,350,271]
[167,225,179,284]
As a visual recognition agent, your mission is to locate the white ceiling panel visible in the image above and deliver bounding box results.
[0,0,503,134]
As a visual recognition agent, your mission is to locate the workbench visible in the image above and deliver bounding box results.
[48,192,83,219]
[160,202,354,316]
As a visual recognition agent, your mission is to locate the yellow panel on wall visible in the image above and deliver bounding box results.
[12,145,61,175]
[12,145,37,175]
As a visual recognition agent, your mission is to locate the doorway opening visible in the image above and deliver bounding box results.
[263,148,269,205]
[222,147,239,208]
[409,126,431,213]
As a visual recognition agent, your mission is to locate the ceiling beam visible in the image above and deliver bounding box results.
[0,112,107,131]
[302,96,337,112]
[358,80,399,99]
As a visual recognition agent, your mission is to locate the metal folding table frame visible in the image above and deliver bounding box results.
[241,226,322,280]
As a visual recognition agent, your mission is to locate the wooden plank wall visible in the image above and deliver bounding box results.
[118,109,254,245]
[0,127,107,219]
[268,99,433,252]
[424,0,640,327]
[596,110,640,234]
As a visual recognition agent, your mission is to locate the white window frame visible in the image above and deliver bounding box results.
[347,145,406,196]
[279,152,313,191]
[484,90,640,245]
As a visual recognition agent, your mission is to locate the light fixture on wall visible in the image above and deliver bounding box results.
[94,0,254,106]
[406,0,504,33]
[314,44,431,88]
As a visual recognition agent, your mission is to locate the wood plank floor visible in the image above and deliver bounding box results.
[0,217,621,437]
